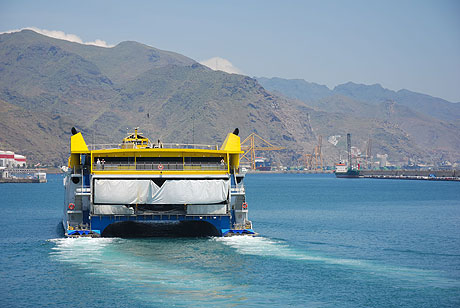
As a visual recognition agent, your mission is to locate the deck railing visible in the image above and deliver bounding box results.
[92,162,227,172]
[87,143,219,151]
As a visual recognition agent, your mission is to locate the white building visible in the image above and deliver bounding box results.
[0,150,27,168]
[14,154,27,167]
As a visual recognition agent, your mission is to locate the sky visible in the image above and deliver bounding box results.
[1,0,460,102]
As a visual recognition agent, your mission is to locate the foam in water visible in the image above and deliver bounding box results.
[47,235,458,308]
[214,236,457,287]
[48,238,250,306]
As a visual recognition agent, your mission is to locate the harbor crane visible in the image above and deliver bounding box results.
[240,133,285,169]
[303,135,323,171]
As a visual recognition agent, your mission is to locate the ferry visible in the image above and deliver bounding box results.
[63,127,254,237]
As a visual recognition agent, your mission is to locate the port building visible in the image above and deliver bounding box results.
[0,150,27,168]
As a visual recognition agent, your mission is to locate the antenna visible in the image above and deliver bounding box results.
[347,133,352,168]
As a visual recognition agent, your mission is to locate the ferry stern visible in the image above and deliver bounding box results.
[63,127,255,237]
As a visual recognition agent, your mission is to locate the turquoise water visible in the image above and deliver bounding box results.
[1,173,459,307]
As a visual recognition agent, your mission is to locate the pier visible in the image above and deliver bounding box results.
[359,169,459,181]
[0,168,47,183]
[0,178,45,183]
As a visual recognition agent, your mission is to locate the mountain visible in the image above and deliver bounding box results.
[0,30,314,165]
[0,30,458,167]
[257,77,460,164]
[333,82,460,123]
[258,77,460,123]
[255,77,332,101]
[0,98,73,163]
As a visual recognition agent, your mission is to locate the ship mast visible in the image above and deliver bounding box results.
[347,133,352,169]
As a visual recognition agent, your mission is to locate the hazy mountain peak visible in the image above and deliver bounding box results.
[256,77,332,101]
[259,77,460,123]
[334,82,388,94]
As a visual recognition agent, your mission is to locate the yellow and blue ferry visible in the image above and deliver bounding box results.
[63,127,254,237]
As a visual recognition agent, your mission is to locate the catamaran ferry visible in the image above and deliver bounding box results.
[63,127,254,237]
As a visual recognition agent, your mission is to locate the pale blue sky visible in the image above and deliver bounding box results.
[1,0,459,102]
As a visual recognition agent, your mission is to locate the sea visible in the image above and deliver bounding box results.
[1,173,459,307]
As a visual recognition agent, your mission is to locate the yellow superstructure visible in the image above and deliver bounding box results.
[69,132,90,169]
[220,132,242,170]
[69,128,243,175]
[121,127,150,149]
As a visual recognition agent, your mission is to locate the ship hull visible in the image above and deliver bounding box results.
[63,173,254,237]
[335,170,360,178]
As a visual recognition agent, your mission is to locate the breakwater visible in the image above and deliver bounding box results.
[0,178,46,183]
[359,169,459,181]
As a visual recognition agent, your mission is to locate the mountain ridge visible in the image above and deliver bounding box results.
[0,30,458,166]
[257,77,460,123]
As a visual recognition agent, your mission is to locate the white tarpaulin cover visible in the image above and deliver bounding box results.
[94,179,159,204]
[151,180,229,204]
[93,179,229,205]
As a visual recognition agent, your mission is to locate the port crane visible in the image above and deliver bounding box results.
[303,135,323,171]
[240,133,285,169]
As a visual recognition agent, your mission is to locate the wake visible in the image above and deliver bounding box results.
[214,235,458,287]
[48,237,248,306]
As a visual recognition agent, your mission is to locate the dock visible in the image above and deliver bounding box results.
[0,178,46,183]
[0,168,47,183]
[359,169,459,181]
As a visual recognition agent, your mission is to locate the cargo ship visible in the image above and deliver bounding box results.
[334,162,359,178]
[335,133,360,178]
[255,157,271,171]
[63,127,254,237]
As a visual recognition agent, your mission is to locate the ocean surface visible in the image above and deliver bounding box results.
[1,173,459,307]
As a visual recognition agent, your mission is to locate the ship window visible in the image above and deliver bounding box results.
[185,157,224,164]
[94,157,132,164]
[136,157,182,163]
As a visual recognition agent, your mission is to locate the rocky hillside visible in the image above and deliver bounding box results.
[0,30,458,167]
[257,77,460,164]
[257,77,460,123]
[0,30,314,165]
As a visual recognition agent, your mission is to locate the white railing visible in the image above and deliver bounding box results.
[87,143,219,151]
[92,162,227,172]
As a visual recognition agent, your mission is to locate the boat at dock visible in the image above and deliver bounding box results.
[334,162,359,178]
[335,133,360,178]
[63,127,254,237]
